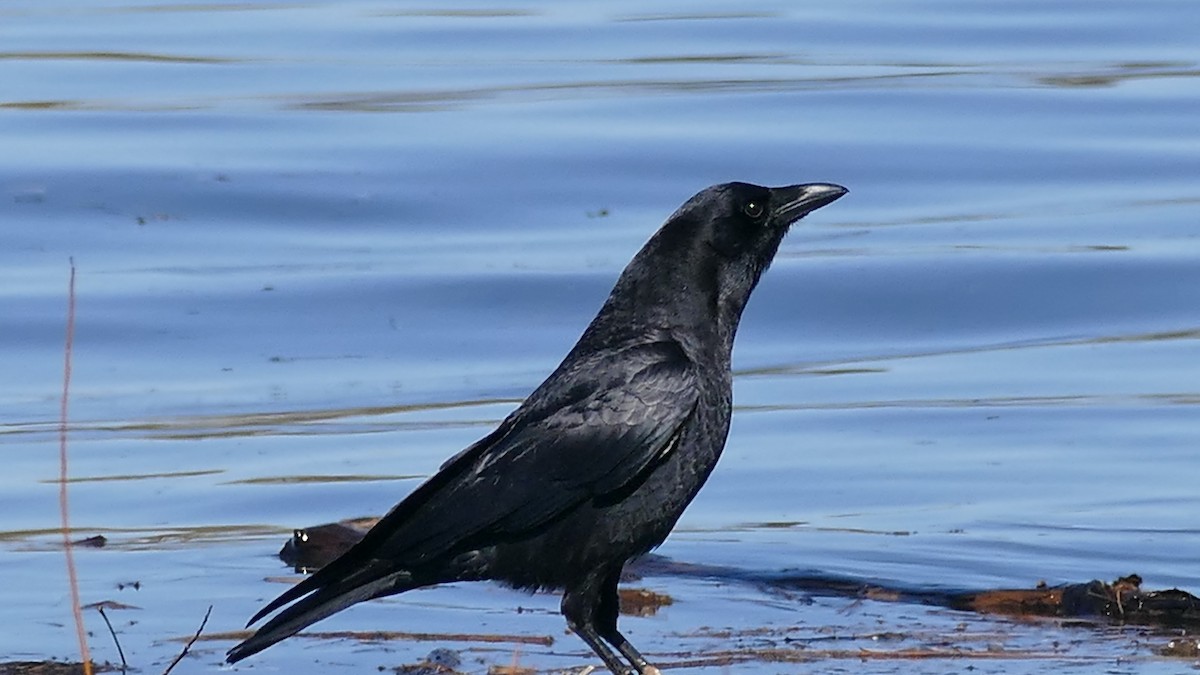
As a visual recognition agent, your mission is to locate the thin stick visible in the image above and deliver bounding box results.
[162,605,213,675]
[59,258,92,675]
[97,606,128,673]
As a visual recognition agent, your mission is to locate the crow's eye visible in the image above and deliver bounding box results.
[742,200,764,219]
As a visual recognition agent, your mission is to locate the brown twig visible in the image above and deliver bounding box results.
[97,605,129,673]
[162,605,213,675]
[59,258,92,675]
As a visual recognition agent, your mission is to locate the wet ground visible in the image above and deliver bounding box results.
[3,1,1199,672]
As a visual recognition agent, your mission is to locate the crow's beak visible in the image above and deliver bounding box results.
[771,183,848,225]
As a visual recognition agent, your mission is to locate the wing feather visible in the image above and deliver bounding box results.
[256,339,698,621]
[371,338,698,561]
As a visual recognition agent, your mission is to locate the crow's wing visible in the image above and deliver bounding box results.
[367,337,698,560]
[246,338,698,625]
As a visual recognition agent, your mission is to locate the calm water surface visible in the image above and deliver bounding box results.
[2,1,1199,672]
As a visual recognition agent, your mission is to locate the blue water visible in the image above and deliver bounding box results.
[2,1,1198,672]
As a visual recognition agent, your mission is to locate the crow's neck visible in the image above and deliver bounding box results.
[578,241,754,366]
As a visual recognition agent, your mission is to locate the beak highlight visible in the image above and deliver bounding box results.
[772,183,848,225]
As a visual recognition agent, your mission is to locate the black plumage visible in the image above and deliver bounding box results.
[227,180,847,674]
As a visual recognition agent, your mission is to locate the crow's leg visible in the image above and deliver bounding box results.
[562,578,635,675]
[594,568,661,675]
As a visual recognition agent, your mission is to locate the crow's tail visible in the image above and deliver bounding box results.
[226,570,413,663]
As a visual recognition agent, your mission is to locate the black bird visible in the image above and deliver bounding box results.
[226,181,847,674]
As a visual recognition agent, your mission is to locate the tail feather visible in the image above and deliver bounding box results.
[244,571,321,627]
[227,570,413,663]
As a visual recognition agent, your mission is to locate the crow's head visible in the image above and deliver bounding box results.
[693,182,847,262]
[665,181,846,323]
[591,181,847,348]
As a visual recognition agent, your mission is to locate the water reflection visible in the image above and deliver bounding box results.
[1,524,286,549]
[0,51,234,64]
[1038,61,1200,87]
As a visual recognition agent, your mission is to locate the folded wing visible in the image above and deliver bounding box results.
[242,339,698,630]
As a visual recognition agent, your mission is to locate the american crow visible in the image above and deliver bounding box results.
[226,181,847,674]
